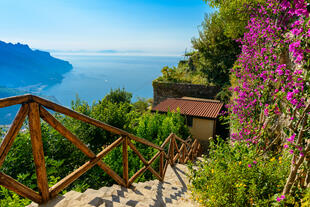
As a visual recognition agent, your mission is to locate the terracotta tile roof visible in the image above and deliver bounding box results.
[152,98,223,119]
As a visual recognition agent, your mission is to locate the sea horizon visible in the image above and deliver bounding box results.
[42,54,183,107]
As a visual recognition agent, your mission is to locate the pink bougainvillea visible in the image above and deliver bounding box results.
[228,0,309,197]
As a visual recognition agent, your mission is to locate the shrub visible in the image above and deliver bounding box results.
[188,138,291,206]
[0,187,29,207]
[302,188,310,207]
[0,89,190,204]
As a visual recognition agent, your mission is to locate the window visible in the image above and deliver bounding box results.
[186,116,193,127]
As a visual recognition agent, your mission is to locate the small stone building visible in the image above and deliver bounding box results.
[152,97,223,152]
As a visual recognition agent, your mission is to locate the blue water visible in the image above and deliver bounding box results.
[43,55,182,106]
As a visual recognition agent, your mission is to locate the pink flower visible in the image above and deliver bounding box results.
[274,107,281,115]
[277,195,286,202]
[281,0,290,9]
[276,68,284,76]
[291,28,302,36]
[289,41,301,52]
[227,0,309,146]
[291,99,298,105]
[253,161,257,164]
[289,150,294,154]
[287,134,296,143]
[248,164,252,168]
[287,92,294,102]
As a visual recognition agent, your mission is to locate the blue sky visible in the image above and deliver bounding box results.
[0,0,213,55]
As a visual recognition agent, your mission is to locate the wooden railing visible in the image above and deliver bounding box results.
[0,95,202,204]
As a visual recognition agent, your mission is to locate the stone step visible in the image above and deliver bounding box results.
[27,163,198,207]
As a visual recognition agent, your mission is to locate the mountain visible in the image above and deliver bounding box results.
[0,41,73,89]
[0,41,70,125]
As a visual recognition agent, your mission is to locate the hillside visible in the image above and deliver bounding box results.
[0,41,72,89]
[0,86,59,125]
[0,41,72,124]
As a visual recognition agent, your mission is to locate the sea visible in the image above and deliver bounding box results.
[0,54,182,125]
[43,54,182,107]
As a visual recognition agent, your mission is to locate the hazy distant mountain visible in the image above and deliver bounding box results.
[0,41,70,124]
[98,50,118,53]
[0,41,73,89]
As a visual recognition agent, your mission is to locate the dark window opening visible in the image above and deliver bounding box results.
[186,116,193,127]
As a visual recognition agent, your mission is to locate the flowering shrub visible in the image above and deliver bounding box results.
[188,138,290,206]
[228,0,310,198]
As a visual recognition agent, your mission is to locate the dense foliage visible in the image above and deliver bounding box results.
[189,138,291,206]
[189,0,310,205]
[0,89,189,205]
[190,13,241,87]
[155,1,270,103]
[227,0,309,199]
[155,12,241,102]
[203,0,263,39]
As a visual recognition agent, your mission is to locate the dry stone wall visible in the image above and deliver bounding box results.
[152,81,220,106]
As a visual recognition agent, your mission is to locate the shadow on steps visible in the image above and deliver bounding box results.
[28,164,198,207]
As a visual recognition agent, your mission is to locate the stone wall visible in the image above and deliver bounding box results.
[152,81,220,106]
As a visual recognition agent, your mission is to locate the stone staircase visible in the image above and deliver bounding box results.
[28,164,198,207]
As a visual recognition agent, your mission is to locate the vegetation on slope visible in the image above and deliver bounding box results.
[0,88,189,205]
[189,0,310,206]
[154,12,241,102]
[189,138,291,206]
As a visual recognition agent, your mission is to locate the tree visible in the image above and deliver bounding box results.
[191,13,241,87]
[203,0,263,39]
[104,88,132,104]
[155,12,240,94]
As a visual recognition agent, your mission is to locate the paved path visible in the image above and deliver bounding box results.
[28,164,198,207]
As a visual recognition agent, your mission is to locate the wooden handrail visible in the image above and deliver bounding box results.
[0,94,31,108]
[0,172,42,204]
[0,95,202,204]
[39,106,126,187]
[49,137,123,197]
[0,104,28,167]
[32,95,164,151]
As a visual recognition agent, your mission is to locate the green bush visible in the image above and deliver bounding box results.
[0,89,190,204]
[0,187,29,207]
[302,188,310,207]
[188,138,291,206]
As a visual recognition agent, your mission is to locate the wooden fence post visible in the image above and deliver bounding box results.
[0,104,28,168]
[28,102,49,203]
[159,151,164,180]
[170,136,175,166]
[182,145,186,164]
[123,136,129,187]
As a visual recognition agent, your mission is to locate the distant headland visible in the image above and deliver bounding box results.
[0,40,72,124]
[0,40,73,90]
